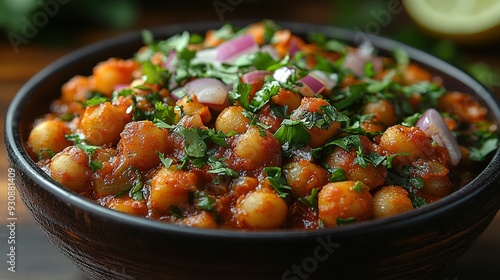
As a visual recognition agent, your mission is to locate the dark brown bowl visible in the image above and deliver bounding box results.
[5,21,500,280]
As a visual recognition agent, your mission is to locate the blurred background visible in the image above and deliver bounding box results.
[0,0,499,279]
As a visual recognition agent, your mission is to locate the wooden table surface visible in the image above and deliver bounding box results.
[1,1,499,279]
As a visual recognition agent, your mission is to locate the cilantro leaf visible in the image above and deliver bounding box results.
[265,167,292,198]
[298,188,320,209]
[157,151,173,169]
[83,96,108,107]
[194,191,216,212]
[229,82,252,110]
[207,156,239,178]
[274,119,311,149]
[250,80,281,112]
[142,61,170,85]
[153,102,177,125]
[469,138,499,161]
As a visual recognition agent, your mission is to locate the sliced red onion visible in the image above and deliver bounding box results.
[215,34,259,63]
[163,50,177,71]
[191,48,219,65]
[273,67,294,83]
[184,78,231,106]
[309,70,338,91]
[298,73,326,97]
[288,37,300,58]
[357,41,374,60]
[241,70,271,84]
[343,52,367,76]
[342,41,377,76]
[260,45,280,60]
[170,87,186,101]
[113,84,130,92]
[416,108,462,166]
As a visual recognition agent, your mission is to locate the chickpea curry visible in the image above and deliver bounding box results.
[27,21,498,230]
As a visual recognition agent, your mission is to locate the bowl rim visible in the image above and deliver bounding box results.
[5,20,500,240]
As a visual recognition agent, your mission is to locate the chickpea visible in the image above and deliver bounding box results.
[410,159,452,198]
[257,104,283,133]
[80,102,126,146]
[93,154,137,197]
[373,186,413,218]
[230,176,259,198]
[215,106,250,134]
[119,121,171,170]
[379,125,434,167]
[318,181,373,227]
[235,189,288,229]
[176,95,212,124]
[49,146,92,192]
[284,160,328,197]
[421,176,452,198]
[177,114,206,129]
[231,126,282,173]
[324,136,387,189]
[93,58,139,96]
[61,75,93,104]
[438,91,487,123]
[363,99,397,127]
[150,166,199,211]
[105,197,148,216]
[271,88,302,114]
[290,97,341,148]
[400,64,434,85]
[28,119,71,159]
[179,212,218,229]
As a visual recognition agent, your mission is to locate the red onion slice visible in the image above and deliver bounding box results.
[113,84,130,92]
[184,78,231,106]
[416,108,462,166]
[216,34,259,63]
[288,37,300,58]
[342,41,382,76]
[260,45,280,60]
[298,73,326,97]
[191,48,218,65]
[163,50,177,71]
[170,87,186,101]
[273,67,294,83]
[241,70,272,84]
[309,70,338,91]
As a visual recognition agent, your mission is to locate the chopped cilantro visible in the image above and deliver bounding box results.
[38,148,55,161]
[351,181,368,193]
[274,119,311,149]
[194,191,216,212]
[129,171,145,201]
[409,193,427,208]
[393,47,409,72]
[142,61,170,85]
[58,113,75,122]
[328,167,347,182]
[229,82,252,109]
[298,188,320,209]
[250,80,281,112]
[83,96,108,107]
[265,167,292,198]
[207,156,238,178]
[157,151,173,169]
[153,102,177,125]
[168,205,184,218]
[402,113,421,127]
[336,217,356,225]
[469,138,498,161]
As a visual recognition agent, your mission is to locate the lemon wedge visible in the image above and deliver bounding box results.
[403,0,500,44]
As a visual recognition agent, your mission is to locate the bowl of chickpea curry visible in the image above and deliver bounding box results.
[5,20,500,279]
